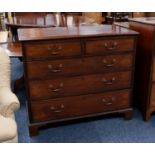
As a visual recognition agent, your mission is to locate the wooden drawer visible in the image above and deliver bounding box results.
[31,90,131,122]
[26,54,133,80]
[29,71,131,100]
[86,38,134,55]
[24,41,81,60]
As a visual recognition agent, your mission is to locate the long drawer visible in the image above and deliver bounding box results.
[28,71,131,100]
[24,41,81,60]
[26,54,133,80]
[86,38,135,55]
[31,89,131,122]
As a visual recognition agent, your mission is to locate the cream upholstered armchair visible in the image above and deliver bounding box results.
[0,47,20,143]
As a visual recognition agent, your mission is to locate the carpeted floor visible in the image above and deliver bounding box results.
[11,58,155,143]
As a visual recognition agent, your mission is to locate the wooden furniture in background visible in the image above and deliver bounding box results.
[114,22,129,29]
[132,12,146,17]
[129,17,155,121]
[105,12,147,24]
[82,12,103,24]
[61,12,82,16]
[13,12,46,17]
[18,25,138,136]
[5,13,56,41]
[61,14,98,27]
[145,13,155,17]
[5,13,98,41]
[105,12,129,24]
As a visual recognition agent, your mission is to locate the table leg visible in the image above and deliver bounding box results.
[10,27,18,42]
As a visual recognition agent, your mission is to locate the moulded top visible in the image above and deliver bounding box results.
[18,25,139,42]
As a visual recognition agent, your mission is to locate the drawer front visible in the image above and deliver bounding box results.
[26,54,133,80]
[29,71,131,100]
[150,84,155,107]
[86,38,135,55]
[24,41,81,60]
[31,90,131,122]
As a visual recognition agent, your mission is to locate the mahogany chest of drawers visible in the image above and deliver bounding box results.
[18,25,138,136]
[129,18,155,121]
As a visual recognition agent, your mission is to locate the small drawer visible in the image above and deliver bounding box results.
[24,41,81,60]
[31,90,131,122]
[26,54,133,80]
[85,38,135,55]
[28,71,131,100]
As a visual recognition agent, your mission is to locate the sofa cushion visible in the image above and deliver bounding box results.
[0,87,20,117]
[0,115,17,142]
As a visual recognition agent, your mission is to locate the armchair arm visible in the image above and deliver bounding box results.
[0,87,20,117]
[0,114,17,142]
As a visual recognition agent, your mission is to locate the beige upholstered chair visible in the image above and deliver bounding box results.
[0,47,20,143]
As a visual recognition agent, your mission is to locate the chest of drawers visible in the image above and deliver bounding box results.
[18,25,138,136]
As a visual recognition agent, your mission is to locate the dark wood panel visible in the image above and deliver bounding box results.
[31,89,131,122]
[28,71,131,100]
[129,19,155,121]
[26,54,133,80]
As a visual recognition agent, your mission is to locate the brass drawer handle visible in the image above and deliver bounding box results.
[47,45,62,55]
[102,58,116,67]
[52,88,61,92]
[102,77,116,85]
[102,97,116,105]
[51,51,59,55]
[57,46,62,50]
[49,82,63,92]
[104,42,118,51]
[47,47,52,51]
[52,69,61,73]
[48,64,63,73]
[48,64,53,69]
[47,47,59,55]
[50,104,64,113]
